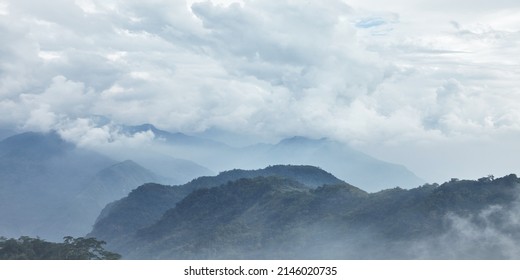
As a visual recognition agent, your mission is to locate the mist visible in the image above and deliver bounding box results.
[1,0,519,184]
[87,172,520,260]
[2,0,520,261]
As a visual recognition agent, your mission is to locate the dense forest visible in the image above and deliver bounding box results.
[88,167,520,259]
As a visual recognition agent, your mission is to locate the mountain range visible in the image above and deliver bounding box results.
[0,132,168,240]
[122,124,424,191]
[0,128,518,259]
[0,125,422,241]
[89,171,520,259]
[88,165,344,251]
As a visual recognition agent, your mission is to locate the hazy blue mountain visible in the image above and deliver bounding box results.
[121,123,229,149]
[91,171,520,259]
[80,160,166,208]
[0,128,15,141]
[120,123,423,191]
[249,136,424,191]
[192,127,262,147]
[127,153,214,185]
[48,160,167,237]
[0,132,115,240]
[88,165,346,249]
[0,131,75,159]
[0,132,172,240]
[95,123,217,184]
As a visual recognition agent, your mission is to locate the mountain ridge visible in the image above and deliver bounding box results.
[114,123,424,191]
[0,132,178,240]
[87,165,352,249]
[89,171,520,259]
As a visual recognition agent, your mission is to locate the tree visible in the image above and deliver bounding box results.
[0,236,121,260]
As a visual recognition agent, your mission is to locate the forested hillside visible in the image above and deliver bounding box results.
[89,169,520,259]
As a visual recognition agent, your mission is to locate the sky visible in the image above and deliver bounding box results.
[0,0,519,183]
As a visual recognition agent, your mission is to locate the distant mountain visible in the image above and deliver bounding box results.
[248,136,424,191]
[121,124,229,149]
[80,160,166,208]
[0,131,75,159]
[88,165,346,249]
[48,160,167,237]
[118,124,424,191]
[175,135,424,191]
[94,123,217,184]
[0,128,15,141]
[126,153,213,185]
[0,132,115,240]
[91,172,520,259]
[0,132,168,240]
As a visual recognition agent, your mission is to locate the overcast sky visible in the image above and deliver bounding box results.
[1,0,519,183]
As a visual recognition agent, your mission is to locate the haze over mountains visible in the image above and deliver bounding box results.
[88,165,346,250]
[113,123,424,191]
[0,124,422,240]
[0,131,171,240]
[2,124,519,259]
[89,168,520,259]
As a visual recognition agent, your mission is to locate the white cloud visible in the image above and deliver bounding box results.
[409,195,520,259]
[0,1,8,16]
[0,0,519,181]
[57,117,156,149]
[24,105,57,132]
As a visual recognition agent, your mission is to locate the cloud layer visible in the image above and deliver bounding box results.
[1,0,519,182]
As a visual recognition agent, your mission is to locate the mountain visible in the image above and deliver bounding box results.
[80,160,166,208]
[0,132,166,240]
[95,124,217,184]
[0,131,74,159]
[125,153,213,185]
[48,160,166,237]
[117,124,423,191]
[0,128,15,141]
[91,171,520,259]
[88,165,346,250]
[245,136,424,191]
[0,131,115,240]
[88,183,186,251]
[121,124,228,149]
[128,177,365,259]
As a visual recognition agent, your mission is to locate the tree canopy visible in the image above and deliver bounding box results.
[0,236,121,260]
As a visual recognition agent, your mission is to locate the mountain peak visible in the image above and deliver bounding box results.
[121,123,227,148]
[0,131,74,159]
[278,136,327,145]
[123,123,162,135]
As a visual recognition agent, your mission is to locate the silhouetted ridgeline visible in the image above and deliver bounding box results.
[88,165,344,250]
[89,170,520,259]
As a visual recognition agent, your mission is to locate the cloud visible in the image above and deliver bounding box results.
[57,117,156,149]
[0,1,8,16]
[0,0,519,181]
[409,195,520,259]
[24,105,57,132]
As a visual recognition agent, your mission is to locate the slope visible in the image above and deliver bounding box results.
[88,165,348,249]
[109,173,519,259]
[0,132,166,240]
[117,124,422,191]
